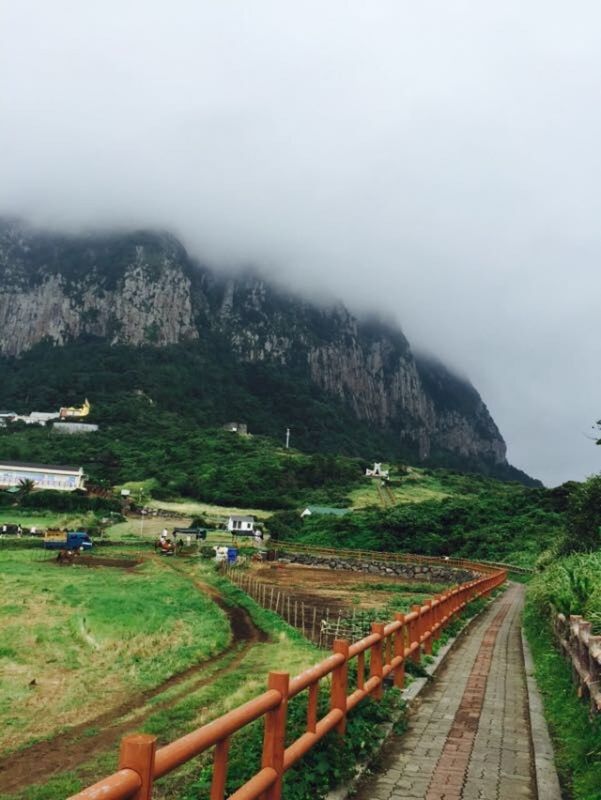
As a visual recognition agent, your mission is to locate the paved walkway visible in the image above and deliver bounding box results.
[354,583,536,800]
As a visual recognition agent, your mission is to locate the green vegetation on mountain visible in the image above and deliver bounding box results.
[0,397,363,509]
[0,216,538,487]
[0,340,412,460]
[271,470,568,566]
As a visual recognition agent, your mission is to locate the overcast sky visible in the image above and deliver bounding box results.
[1,1,600,486]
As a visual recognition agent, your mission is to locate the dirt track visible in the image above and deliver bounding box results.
[0,568,265,795]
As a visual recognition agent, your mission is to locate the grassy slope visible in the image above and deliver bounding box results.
[523,601,601,800]
[0,415,364,510]
[524,553,601,799]
[0,551,230,755]
[0,560,323,800]
[347,466,450,509]
[277,468,566,567]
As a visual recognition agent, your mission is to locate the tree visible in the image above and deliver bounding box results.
[561,474,601,553]
[16,478,35,504]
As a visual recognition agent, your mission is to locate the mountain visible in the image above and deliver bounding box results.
[0,218,534,483]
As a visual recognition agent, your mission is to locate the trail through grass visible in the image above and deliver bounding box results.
[0,550,229,754]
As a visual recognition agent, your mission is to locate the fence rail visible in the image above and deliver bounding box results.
[554,612,601,713]
[272,539,532,574]
[69,556,506,800]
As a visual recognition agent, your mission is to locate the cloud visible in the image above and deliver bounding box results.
[1,0,600,485]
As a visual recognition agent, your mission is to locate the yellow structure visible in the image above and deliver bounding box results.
[59,398,91,420]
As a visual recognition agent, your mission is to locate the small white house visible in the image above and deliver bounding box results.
[365,462,390,479]
[227,515,256,534]
[222,422,248,435]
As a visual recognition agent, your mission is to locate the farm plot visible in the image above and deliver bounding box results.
[228,563,451,647]
[0,550,231,757]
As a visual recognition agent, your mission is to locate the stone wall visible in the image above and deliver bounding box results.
[279,551,476,584]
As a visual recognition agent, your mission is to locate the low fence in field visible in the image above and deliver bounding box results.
[69,558,506,800]
[272,540,532,575]
[221,562,385,648]
[554,612,601,713]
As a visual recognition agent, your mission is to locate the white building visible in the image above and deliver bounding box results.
[14,411,61,425]
[227,515,256,534]
[0,461,85,492]
[223,422,248,435]
[365,462,390,479]
[52,422,99,434]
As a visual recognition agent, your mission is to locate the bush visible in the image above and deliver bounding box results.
[182,689,406,800]
[528,552,601,632]
[561,474,601,553]
[22,491,121,513]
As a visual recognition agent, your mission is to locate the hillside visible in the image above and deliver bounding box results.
[270,467,568,567]
[0,414,363,510]
[0,219,535,483]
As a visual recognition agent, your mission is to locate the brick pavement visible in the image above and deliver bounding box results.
[352,583,536,800]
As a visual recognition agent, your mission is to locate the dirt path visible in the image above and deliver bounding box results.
[353,583,537,800]
[0,565,265,795]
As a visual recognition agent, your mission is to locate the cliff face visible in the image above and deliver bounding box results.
[0,222,197,356]
[205,275,506,467]
[0,219,508,472]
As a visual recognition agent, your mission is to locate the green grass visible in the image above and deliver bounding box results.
[350,580,451,595]
[0,560,322,800]
[348,467,450,510]
[528,551,601,631]
[524,600,601,800]
[0,510,81,529]
[0,550,230,755]
[147,497,272,521]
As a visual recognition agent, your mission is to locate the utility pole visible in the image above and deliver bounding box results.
[285,427,290,449]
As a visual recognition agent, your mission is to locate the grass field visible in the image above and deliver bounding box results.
[0,550,230,756]
[0,556,322,800]
[147,498,272,521]
[348,467,450,509]
[0,510,85,530]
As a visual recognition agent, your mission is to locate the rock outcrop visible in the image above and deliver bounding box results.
[0,218,512,475]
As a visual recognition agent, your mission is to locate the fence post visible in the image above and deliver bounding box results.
[262,671,289,800]
[331,639,350,734]
[370,623,385,700]
[210,737,230,800]
[394,613,405,688]
[118,734,156,800]
[424,600,433,655]
[411,605,422,663]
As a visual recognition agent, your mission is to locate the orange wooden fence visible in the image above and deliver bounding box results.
[68,565,506,800]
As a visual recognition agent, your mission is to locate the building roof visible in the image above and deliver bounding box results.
[229,515,255,522]
[302,506,350,517]
[0,460,82,474]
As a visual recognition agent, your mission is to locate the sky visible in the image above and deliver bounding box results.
[1,1,600,486]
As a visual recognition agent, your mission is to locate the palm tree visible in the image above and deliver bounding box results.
[17,478,35,504]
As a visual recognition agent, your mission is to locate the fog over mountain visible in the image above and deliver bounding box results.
[1,1,600,485]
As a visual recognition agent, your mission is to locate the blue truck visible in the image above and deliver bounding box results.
[43,530,93,551]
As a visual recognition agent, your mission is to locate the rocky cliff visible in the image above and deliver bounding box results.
[0,219,519,478]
